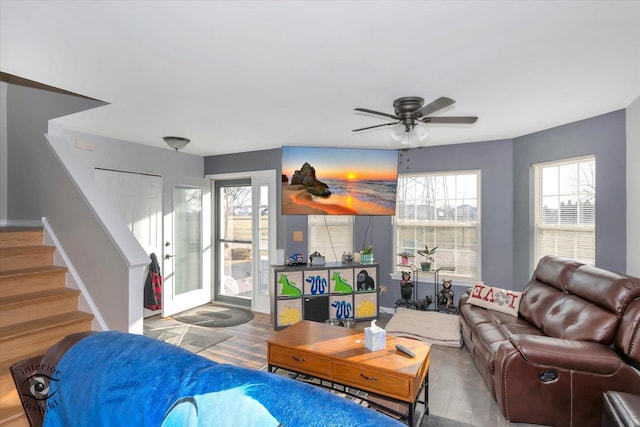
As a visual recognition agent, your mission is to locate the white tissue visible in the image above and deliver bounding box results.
[364,319,386,351]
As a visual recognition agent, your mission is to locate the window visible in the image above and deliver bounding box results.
[534,155,595,265]
[395,172,480,280]
[308,215,353,263]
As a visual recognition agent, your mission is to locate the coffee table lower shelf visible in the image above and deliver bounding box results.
[268,365,429,426]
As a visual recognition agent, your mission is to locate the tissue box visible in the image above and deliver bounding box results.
[364,326,386,352]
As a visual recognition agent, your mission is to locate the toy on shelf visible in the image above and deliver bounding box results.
[437,279,455,310]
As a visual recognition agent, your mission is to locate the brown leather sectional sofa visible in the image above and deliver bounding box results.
[458,256,640,427]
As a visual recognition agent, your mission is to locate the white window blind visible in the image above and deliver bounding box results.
[308,215,353,263]
[534,155,595,265]
[394,172,480,280]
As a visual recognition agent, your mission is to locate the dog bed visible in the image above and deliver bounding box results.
[384,308,462,348]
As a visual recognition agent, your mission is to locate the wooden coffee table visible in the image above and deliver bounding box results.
[267,320,430,426]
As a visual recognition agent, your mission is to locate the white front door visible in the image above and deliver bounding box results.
[162,181,212,317]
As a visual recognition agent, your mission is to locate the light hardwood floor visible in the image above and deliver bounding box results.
[144,308,540,427]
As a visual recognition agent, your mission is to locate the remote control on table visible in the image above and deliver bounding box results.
[395,344,415,358]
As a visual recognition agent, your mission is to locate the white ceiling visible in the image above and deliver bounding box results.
[2,1,639,156]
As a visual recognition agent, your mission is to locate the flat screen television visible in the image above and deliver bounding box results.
[281,146,399,215]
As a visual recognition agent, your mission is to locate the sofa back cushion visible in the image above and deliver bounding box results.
[519,256,582,331]
[520,257,640,345]
[531,256,583,292]
[567,265,640,315]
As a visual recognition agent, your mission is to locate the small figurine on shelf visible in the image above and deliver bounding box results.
[399,271,413,301]
[415,296,433,311]
[438,279,455,310]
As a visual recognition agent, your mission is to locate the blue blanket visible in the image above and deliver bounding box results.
[42,331,403,426]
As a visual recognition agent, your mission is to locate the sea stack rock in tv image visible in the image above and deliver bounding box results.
[281,146,399,215]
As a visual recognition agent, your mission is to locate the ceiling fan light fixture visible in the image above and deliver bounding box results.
[400,130,411,145]
[414,124,429,141]
[390,123,406,141]
[163,136,190,151]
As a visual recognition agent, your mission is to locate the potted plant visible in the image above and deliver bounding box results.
[397,251,415,266]
[417,245,437,271]
[361,245,374,264]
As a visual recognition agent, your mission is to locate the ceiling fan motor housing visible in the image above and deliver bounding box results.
[393,96,424,129]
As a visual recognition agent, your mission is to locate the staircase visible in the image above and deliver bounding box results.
[0,227,94,426]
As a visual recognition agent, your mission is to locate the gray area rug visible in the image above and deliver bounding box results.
[144,324,231,353]
[173,303,254,327]
[262,366,472,427]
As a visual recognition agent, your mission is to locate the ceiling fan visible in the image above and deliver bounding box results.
[352,96,478,144]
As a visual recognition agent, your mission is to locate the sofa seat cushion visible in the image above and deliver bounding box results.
[499,322,544,337]
[459,303,495,327]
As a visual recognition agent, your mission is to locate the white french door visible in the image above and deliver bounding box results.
[210,170,276,314]
[162,181,212,317]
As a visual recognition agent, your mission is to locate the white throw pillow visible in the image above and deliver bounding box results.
[468,283,522,317]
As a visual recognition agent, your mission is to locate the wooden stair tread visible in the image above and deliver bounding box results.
[0,288,80,308]
[0,312,94,342]
[0,227,43,232]
[0,245,55,254]
[0,266,67,279]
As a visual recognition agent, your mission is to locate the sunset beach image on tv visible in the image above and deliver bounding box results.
[281,146,399,215]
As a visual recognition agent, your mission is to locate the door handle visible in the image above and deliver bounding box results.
[164,254,175,259]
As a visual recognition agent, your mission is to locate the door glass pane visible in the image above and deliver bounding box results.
[218,184,252,301]
[175,187,202,295]
[258,185,269,295]
[220,241,252,298]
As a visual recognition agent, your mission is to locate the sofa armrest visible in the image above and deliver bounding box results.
[509,334,622,375]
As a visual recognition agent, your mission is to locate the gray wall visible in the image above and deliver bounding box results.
[513,110,627,286]
[204,110,629,306]
[6,84,105,221]
[204,148,288,251]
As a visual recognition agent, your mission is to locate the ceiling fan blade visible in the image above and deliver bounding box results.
[420,116,478,124]
[354,108,399,120]
[414,97,456,117]
[352,121,400,132]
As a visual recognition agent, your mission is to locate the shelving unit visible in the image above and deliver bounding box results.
[271,262,379,330]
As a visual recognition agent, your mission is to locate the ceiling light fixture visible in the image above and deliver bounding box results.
[163,136,190,151]
[390,122,429,145]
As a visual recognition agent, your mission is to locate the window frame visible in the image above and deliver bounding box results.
[393,170,481,283]
[533,155,596,267]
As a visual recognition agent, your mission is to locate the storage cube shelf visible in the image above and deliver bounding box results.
[272,263,379,329]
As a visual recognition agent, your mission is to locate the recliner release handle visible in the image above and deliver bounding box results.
[539,370,558,383]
